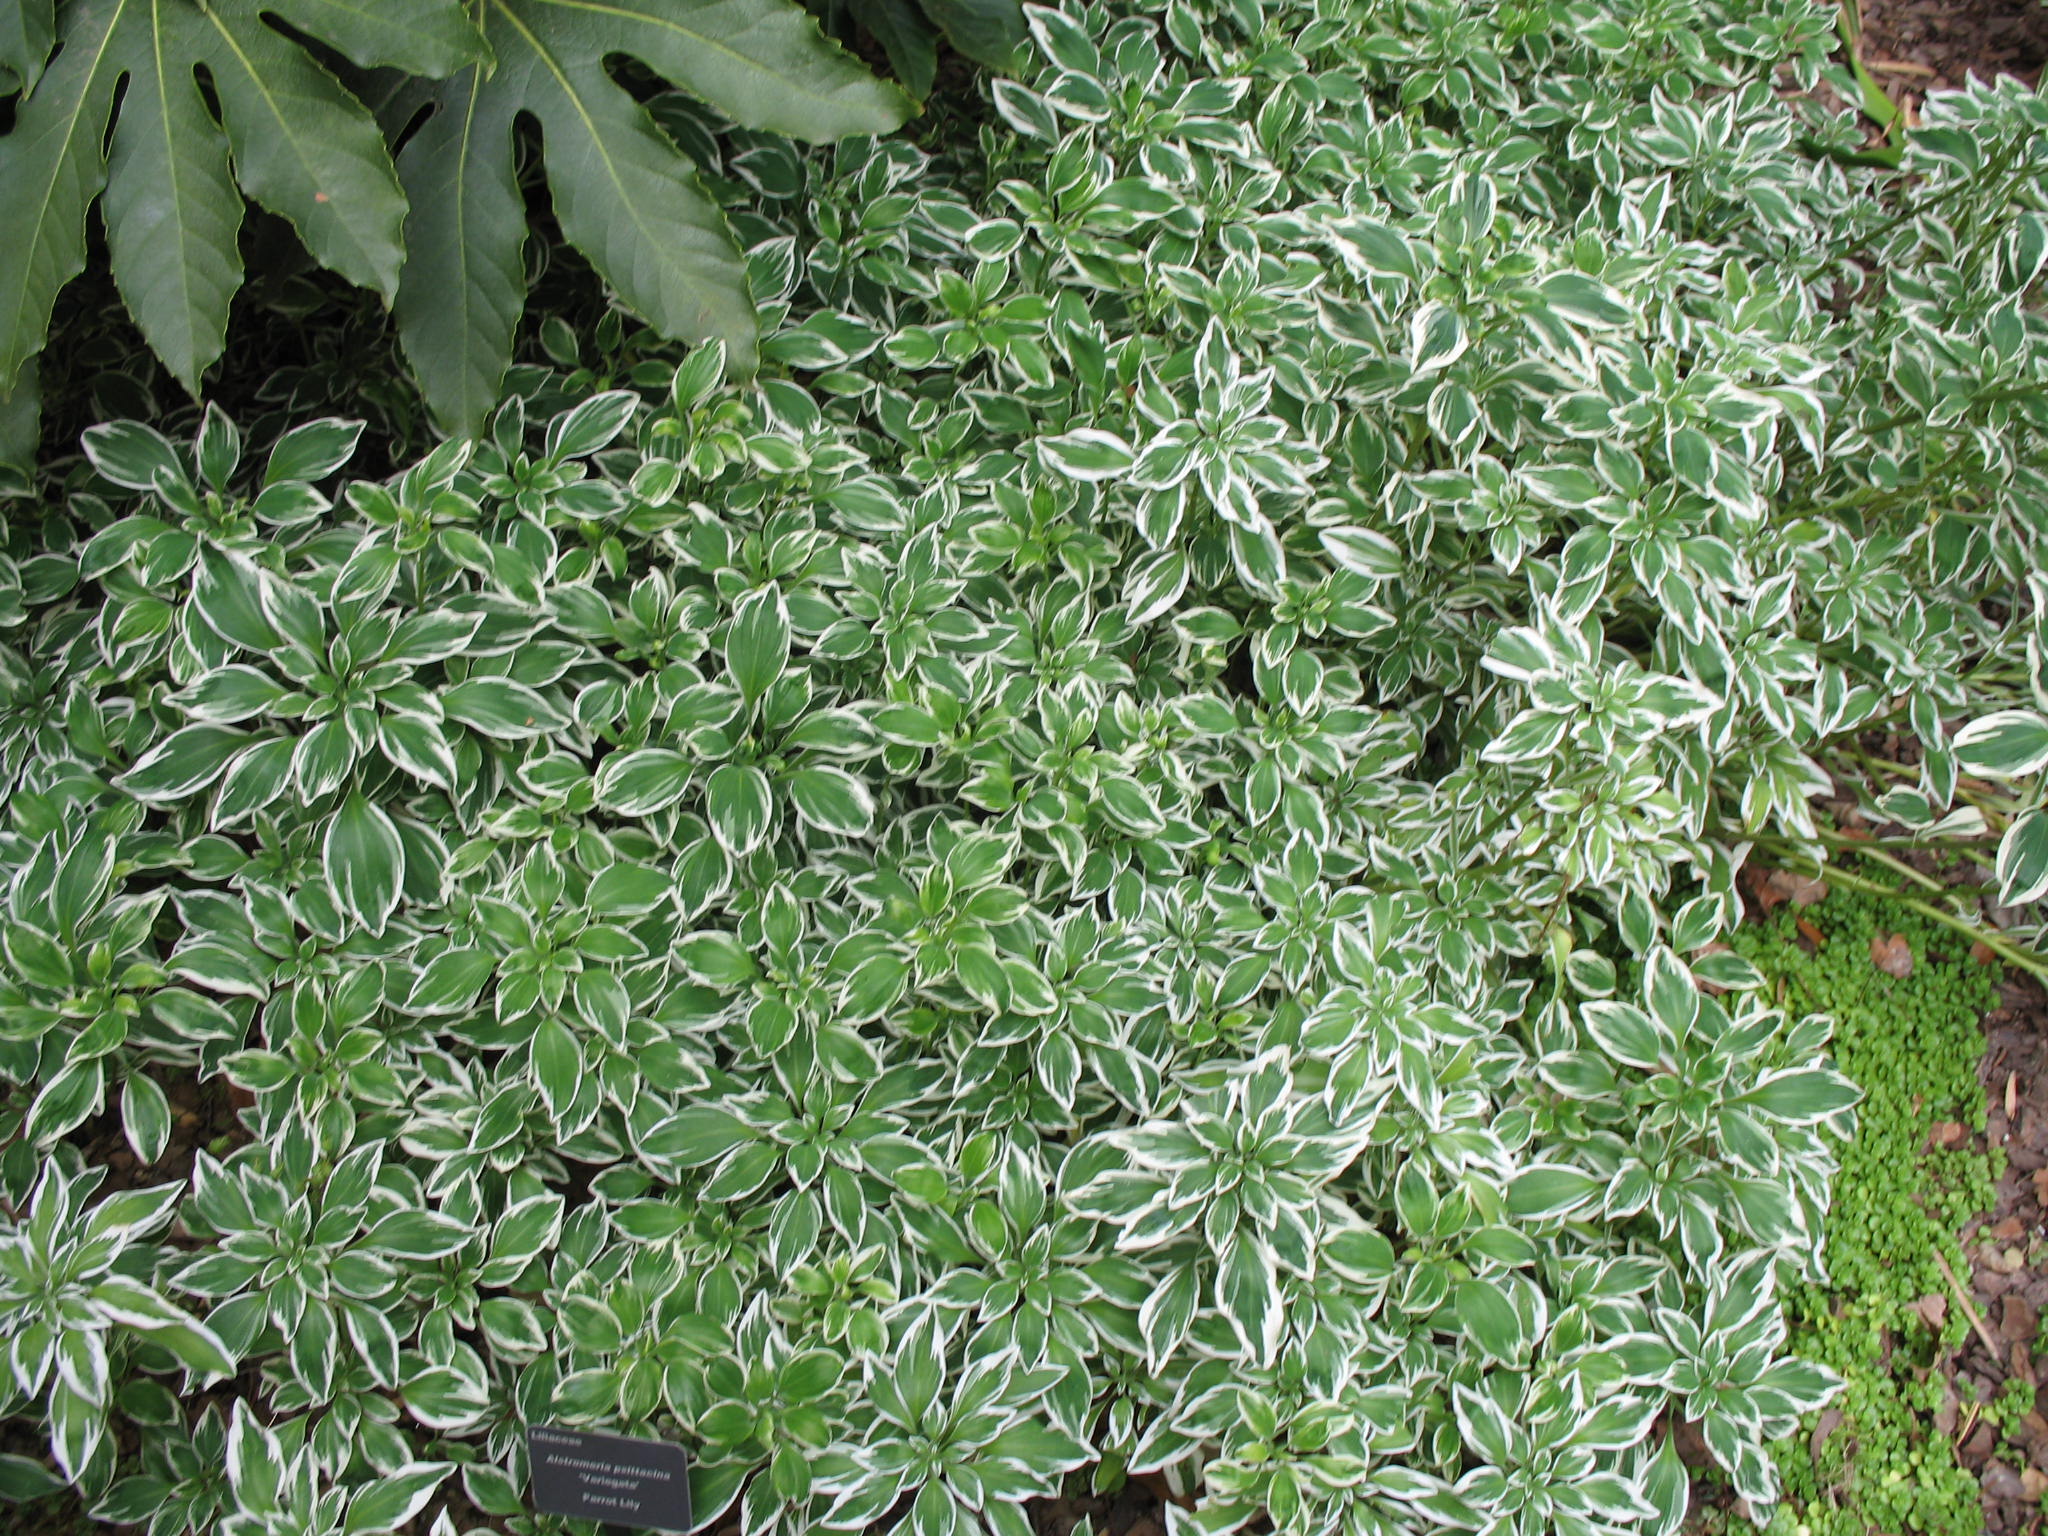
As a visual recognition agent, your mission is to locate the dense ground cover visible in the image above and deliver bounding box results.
[1730,878,2006,1536]
[1,1,2046,1535]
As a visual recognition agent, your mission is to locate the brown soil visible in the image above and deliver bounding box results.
[1960,972,2048,1536]
[69,1070,251,1200]
[1852,0,2048,109]
[1027,1475,1171,1536]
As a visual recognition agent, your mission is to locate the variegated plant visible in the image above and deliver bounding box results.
[0,0,2044,1534]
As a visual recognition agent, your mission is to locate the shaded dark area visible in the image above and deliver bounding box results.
[63,1071,252,1204]
[19,145,611,488]
[1027,1478,1173,1536]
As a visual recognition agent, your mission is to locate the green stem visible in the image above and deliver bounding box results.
[1766,849,2048,982]
[1462,777,1547,865]
[1854,385,2044,441]
[1855,139,2025,250]
[1812,832,1945,891]
[1813,830,1999,867]
[1845,751,1916,781]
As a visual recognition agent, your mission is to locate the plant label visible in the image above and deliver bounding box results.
[527,1423,692,1532]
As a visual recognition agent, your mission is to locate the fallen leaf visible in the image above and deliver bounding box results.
[2007,1072,2018,1121]
[1809,1405,1844,1460]
[2024,1467,2048,1501]
[2001,1294,2040,1346]
[1797,917,1826,949]
[1983,1461,2026,1500]
[1972,940,1999,965]
[1915,1293,1950,1330]
[1964,1423,1997,1466]
[1933,1383,1959,1437]
[1870,931,1913,977]
[1766,869,1829,907]
[1931,1121,1969,1149]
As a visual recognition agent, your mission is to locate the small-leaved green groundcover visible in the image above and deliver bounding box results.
[0,2,2045,1536]
[1731,881,2003,1536]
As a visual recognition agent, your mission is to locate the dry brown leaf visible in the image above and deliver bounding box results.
[1972,940,1999,965]
[1964,1422,1997,1466]
[1933,1383,1960,1438]
[2024,1467,2048,1502]
[1931,1121,1969,1149]
[1984,1462,2026,1500]
[1797,917,1826,949]
[1870,931,1914,977]
[1766,869,1829,908]
[1809,1405,1844,1460]
[1915,1293,1950,1330]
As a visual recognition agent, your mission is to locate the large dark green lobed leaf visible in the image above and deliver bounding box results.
[0,0,484,399]
[0,0,914,453]
[915,0,1023,71]
[395,0,914,438]
[0,0,56,91]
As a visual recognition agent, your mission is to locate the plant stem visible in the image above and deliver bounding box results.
[1855,138,2024,251]
[1462,777,1545,864]
[1854,385,2043,441]
[1813,831,1945,891]
[1932,1248,2005,1365]
[1762,846,2048,981]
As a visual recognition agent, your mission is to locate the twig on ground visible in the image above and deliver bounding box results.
[1932,1247,2003,1365]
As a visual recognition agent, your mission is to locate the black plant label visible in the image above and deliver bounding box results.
[527,1423,693,1532]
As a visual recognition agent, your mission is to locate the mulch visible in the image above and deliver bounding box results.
[1852,0,2048,115]
[1960,973,2048,1536]
[1027,1479,1169,1536]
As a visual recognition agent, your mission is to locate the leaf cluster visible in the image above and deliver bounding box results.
[0,1,2042,1534]
[0,0,915,447]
